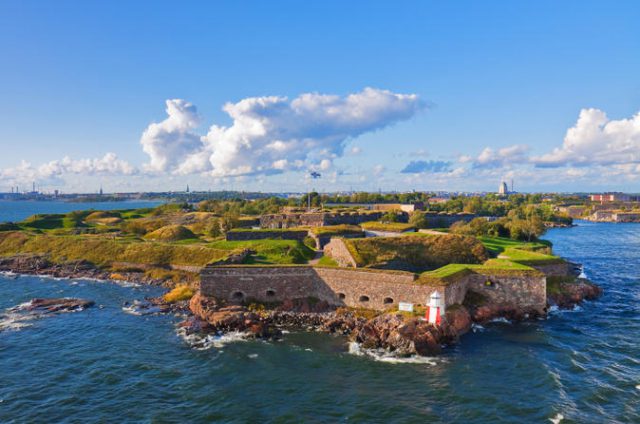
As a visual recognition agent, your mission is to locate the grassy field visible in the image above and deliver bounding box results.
[360,222,415,233]
[344,234,488,271]
[0,231,231,267]
[308,225,364,237]
[478,236,552,255]
[208,239,314,264]
[498,247,564,265]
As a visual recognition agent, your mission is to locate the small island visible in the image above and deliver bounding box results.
[0,195,602,356]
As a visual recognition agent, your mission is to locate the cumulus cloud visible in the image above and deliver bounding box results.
[401,160,451,173]
[141,88,424,177]
[533,108,640,167]
[140,99,201,172]
[473,144,530,168]
[1,153,136,185]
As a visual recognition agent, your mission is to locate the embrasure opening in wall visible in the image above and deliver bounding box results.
[359,295,370,302]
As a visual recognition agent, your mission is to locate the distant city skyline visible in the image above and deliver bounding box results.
[1,1,639,193]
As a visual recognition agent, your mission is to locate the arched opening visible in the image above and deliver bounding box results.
[383,297,394,305]
[359,295,370,303]
[266,289,276,297]
[231,291,245,301]
[338,293,346,300]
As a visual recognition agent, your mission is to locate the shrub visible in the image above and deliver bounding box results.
[163,285,195,303]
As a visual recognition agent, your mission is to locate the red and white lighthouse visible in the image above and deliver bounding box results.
[426,291,445,325]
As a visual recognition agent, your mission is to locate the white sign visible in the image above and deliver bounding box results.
[398,302,414,312]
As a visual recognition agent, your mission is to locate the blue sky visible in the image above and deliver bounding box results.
[1,1,639,193]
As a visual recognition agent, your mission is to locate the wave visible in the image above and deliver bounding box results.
[549,413,564,423]
[121,300,163,316]
[176,327,249,351]
[488,317,512,324]
[347,342,441,365]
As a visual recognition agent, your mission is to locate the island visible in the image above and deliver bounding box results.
[0,195,602,356]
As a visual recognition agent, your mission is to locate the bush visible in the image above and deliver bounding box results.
[408,212,428,229]
[303,236,317,249]
[163,285,195,303]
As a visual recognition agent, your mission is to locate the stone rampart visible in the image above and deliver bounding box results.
[200,265,439,310]
[465,273,547,313]
[226,230,309,242]
[199,264,548,312]
[323,238,358,267]
[259,211,398,229]
[422,212,477,228]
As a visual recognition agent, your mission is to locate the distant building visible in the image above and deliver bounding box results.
[498,181,509,195]
[322,202,424,212]
[589,192,633,203]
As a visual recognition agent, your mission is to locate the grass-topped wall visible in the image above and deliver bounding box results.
[344,234,488,272]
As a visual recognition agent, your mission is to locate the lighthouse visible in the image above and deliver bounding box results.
[426,291,445,325]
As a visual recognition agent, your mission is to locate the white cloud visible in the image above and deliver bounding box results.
[473,144,530,168]
[533,108,640,167]
[142,87,423,177]
[1,153,136,186]
[140,99,201,173]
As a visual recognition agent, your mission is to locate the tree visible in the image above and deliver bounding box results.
[408,212,428,229]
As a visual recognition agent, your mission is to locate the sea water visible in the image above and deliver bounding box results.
[0,214,639,422]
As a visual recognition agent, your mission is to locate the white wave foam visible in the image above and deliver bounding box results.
[347,342,440,365]
[489,317,512,324]
[0,271,19,279]
[471,323,485,332]
[550,413,564,423]
[0,313,34,331]
[176,327,249,350]
[121,300,162,316]
[247,353,258,359]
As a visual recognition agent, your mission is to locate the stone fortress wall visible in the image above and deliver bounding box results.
[226,230,309,242]
[200,265,548,313]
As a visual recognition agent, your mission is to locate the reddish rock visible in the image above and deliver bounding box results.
[548,279,603,308]
[445,306,472,335]
[29,298,94,313]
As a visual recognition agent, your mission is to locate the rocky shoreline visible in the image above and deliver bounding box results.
[181,276,602,356]
[0,253,603,357]
[0,254,173,286]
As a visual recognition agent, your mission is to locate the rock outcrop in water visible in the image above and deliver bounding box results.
[27,298,95,313]
[547,278,602,308]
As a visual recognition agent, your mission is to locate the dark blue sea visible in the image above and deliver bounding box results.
[0,200,163,223]
[0,207,638,422]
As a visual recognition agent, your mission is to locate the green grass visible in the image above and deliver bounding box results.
[499,247,564,265]
[20,213,85,230]
[417,264,473,285]
[344,234,488,271]
[417,258,542,286]
[478,236,551,255]
[208,239,314,264]
[309,225,364,237]
[317,255,339,266]
[0,231,230,267]
[360,222,415,233]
